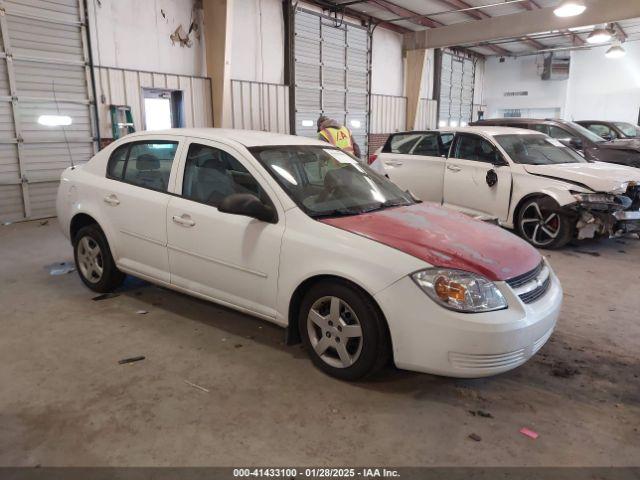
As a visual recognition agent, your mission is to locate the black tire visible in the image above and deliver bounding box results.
[73,224,125,293]
[516,196,574,249]
[298,280,390,381]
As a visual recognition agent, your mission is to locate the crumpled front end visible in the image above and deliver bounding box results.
[570,182,640,239]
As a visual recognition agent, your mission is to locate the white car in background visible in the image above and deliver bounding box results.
[57,129,562,380]
[370,127,640,248]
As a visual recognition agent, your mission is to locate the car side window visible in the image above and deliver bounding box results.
[452,134,500,163]
[385,134,423,154]
[107,145,129,179]
[106,141,178,193]
[412,133,440,156]
[182,143,266,207]
[531,124,549,135]
[588,124,616,139]
[439,133,454,156]
[547,126,573,141]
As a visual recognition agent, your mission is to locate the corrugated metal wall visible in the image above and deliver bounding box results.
[0,0,95,222]
[415,98,438,130]
[94,66,213,140]
[370,94,405,134]
[293,8,370,156]
[230,79,289,133]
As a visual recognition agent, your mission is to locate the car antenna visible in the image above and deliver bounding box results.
[52,79,75,168]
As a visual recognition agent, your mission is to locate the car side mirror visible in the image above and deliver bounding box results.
[602,134,613,141]
[492,152,508,167]
[218,193,277,223]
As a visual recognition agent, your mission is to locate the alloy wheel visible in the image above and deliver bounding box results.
[76,236,104,283]
[520,201,561,247]
[307,296,363,369]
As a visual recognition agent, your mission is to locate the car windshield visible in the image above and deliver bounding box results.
[250,145,415,218]
[614,122,640,138]
[565,121,607,143]
[494,134,587,165]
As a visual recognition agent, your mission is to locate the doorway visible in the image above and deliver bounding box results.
[142,89,185,131]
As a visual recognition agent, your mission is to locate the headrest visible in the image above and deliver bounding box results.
[201,156,225,170]
[136,154,159,170]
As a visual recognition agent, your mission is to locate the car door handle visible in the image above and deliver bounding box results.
[172,214,196,227]
[447,165,462,172]
[385,160,403,167]
[103,194,120,206]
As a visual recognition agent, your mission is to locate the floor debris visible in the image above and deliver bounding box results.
[184,380,209,393]
[234,344,243,348]
[468,433,482,442]
[469,409,493,418]
[47,261,75,276]
[92,293,120,301]
[575,250,601,257]
[519,427,539,439]
[39,220,49,226]
[551,362,581,378]
[136,310,148,315]
[118,355,145,365]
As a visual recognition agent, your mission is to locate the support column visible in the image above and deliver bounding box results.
[405,48,426,131]
[203,0,234,128]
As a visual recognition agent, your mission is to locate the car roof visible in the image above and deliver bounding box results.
[475,118,571,125]
[122,128,326,147]
[390,126,538,137]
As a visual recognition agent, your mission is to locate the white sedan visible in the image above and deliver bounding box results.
[57,129,562,380]
[371,126,640,248]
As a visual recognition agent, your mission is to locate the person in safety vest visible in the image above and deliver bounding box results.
[317,116,361,158]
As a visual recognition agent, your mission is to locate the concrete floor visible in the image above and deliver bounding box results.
[0,219,638,467]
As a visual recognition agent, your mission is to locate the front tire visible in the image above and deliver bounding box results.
[516,196,574,249]
[73,224,125,292]
[299,281,390,381]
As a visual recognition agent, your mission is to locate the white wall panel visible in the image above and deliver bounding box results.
[231,80,289,134]
[370,94,406,134]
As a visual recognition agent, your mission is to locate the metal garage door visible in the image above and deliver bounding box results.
[294,8,369,157]
[439,50,475,128]
[0,0,95,222]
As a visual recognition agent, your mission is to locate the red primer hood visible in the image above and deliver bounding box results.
[320,203,541,281]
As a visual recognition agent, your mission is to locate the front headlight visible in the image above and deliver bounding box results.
[573,192,632,209]
[412,269,507,313]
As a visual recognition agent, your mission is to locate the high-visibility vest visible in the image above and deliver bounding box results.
[318,126,354,153]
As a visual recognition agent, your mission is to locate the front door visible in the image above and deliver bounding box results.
[102,138,181,282]
[166,140,284,318]
[443,133,512,220]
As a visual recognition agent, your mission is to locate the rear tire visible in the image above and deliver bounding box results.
[73,224,125,293]
[298,280,390,381]
[516,196,574,249]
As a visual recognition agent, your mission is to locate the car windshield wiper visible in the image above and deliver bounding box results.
[358,199,413,214]
[310,208,362,219]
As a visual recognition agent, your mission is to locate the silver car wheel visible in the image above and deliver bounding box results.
[307,296,363,369]
[520,201,561,247]
[76,236,104,284]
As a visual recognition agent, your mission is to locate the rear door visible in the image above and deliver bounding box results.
[381,132,447,202]
[443,133,511,220]
[102,138,182,282]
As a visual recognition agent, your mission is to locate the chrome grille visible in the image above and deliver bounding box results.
[519,276,551,304]
[506,261,551,304]
[506,261,544,288]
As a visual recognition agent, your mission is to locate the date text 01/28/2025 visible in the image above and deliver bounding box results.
[232,468,400,478]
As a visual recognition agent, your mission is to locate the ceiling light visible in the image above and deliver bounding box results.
[38,115,72,126]
[605,41,626,59]
[553,1,586,17]
[587,28,612,44]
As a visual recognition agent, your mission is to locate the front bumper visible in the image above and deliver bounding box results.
[375,269,562,378]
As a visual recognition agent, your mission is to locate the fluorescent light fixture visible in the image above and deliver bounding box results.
[553,1,586,17]
[301,120,314,127]
[460,121,468,127]
[438,120,447,128]
[605,41,626,59]
[586,28,612,44]
[38,115,72,127]
[449,120,458,127]
[350,119,361,128]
